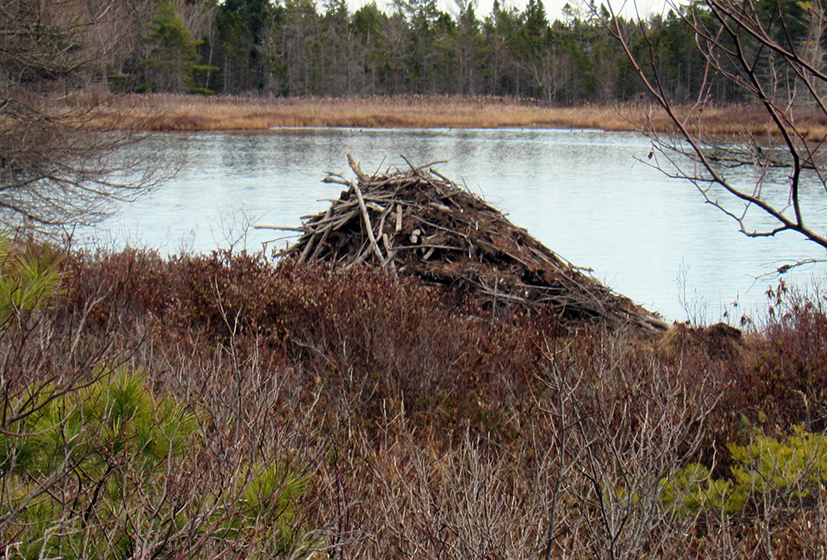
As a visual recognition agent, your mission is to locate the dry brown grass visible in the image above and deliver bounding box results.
[105,94,639,131]
[646,102,827,140]
[81,94,708,133]
[83,93,827,140]
[5,92,818,140]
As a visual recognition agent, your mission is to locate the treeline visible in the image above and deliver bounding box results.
[68,0,740,103]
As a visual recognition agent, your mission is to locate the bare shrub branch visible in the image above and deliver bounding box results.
[605,0,827,266]
[0,0,174,229]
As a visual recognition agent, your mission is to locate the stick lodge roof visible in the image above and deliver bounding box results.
[265,155,668,332]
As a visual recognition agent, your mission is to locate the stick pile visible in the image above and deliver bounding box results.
[266,155,668,332]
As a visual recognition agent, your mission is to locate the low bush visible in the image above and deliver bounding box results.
[1,366,315,559]
[2,243,826,558]
[664,427,827,517]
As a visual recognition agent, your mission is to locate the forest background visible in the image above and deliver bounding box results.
[77,0,715,104]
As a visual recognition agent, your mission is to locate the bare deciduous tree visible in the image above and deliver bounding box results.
[606,0,827,272]
[0,0,172,228]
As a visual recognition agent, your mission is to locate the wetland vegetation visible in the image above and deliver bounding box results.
[3,239,827,559]
[5,0,827,556]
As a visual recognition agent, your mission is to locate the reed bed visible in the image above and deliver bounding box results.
[106,94,639,131]
[81,93,825,138]
[6,92,824,139]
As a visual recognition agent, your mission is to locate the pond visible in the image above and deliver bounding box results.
[86,127,824,323]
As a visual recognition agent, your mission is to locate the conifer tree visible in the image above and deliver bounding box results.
[143,3,204,93]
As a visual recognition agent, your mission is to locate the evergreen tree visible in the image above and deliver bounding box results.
[352,2,389,94]
[57,0,752,102]
[278,0,321,95]
[515,0,551,98]
[454,0,486,95]
[216,0,275,93]
[142,2,211,93]
[320,0,355,95]
[483,2,521,95]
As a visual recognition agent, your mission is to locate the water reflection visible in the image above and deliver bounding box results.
[86,128,824,323]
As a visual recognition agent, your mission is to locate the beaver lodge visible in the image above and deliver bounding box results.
[265,155,668,332]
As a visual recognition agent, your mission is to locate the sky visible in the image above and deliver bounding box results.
[345,0,670,24]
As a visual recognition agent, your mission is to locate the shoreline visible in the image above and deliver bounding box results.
[92,94,822,138]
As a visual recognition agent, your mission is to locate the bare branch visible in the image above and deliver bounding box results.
[605,0,827,267]
[0,0,175,229]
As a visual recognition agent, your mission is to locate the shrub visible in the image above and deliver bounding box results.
[1,366,315,559]
[0,232,64,326]
[664,427,827,519]
[729,427,827,510]
[9,243,827,559]
[1,367,201,558]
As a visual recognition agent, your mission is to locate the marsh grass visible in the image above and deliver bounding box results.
[7,92,823,143]
[113,94,627,131]
[71,93,823,139]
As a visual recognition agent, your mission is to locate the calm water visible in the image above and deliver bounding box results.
[86,128,825,322]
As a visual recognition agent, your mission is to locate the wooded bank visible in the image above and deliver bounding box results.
[2,0,796,105]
